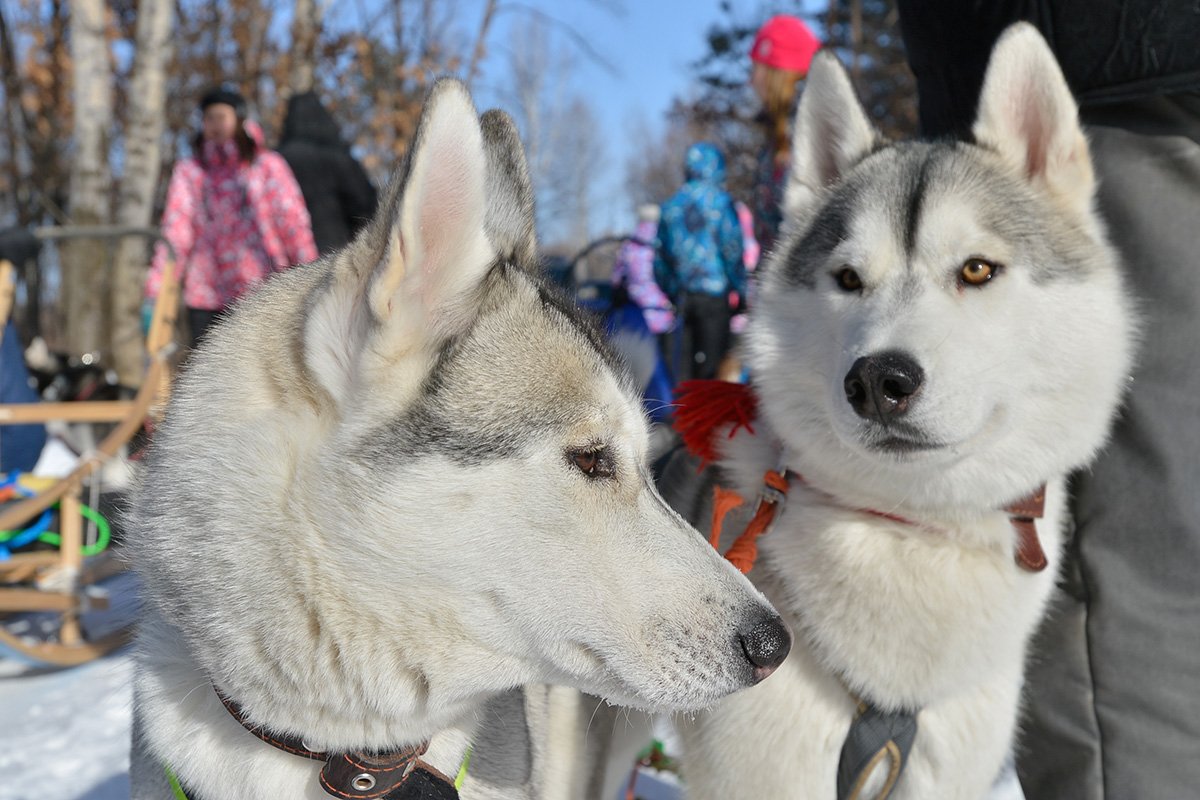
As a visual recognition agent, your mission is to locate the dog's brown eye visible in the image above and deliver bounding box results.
[569,448,614,479]
[835,267,863,292]
[960,258,998,286]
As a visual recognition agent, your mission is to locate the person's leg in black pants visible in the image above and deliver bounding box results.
[684,293,732,381]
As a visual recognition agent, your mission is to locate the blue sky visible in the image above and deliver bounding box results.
[467,0,726,126]
[461,0,735,234]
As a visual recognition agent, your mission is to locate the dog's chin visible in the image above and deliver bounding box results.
[551,647,746,715]
[588,676,741,715]
[867,435,945,457]
[838,427,961,466]
[831,405,1006,468]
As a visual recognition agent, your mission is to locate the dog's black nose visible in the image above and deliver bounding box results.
[844,351,924,420]
[738,615,792,683]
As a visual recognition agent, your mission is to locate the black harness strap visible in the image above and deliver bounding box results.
[837,701,919,800]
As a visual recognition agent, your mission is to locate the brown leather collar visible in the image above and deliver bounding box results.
[215,688,459,799]
[1004,484,1047,572]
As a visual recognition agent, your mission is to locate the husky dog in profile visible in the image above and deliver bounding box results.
[671,24,1136,799]
[127,80,790,799]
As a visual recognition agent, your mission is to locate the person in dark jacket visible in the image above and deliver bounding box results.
[897,4,1200,799]
[278,92,378,256]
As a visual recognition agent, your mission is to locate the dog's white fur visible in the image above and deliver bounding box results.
[676,25,1135,799]
[128,81,783,799]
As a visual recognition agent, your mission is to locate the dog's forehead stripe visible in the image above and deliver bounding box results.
[783,181,860,288]
[900,147,939,259]
[356,269,637,468]
[780,144,934,288]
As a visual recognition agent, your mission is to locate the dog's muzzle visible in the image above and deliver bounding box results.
[844,351,924,421]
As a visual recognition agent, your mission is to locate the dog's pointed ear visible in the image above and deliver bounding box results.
[972,23,1093,216]
[480,109,538,270]
[303,80,497,404]
[367,78,495,350]
[784,51,879,218]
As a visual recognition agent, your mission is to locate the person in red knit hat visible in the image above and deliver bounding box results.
[716,15,821,384]
[749,14,821,252]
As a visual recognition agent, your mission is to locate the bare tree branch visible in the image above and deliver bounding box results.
[464,0,498,87]
[0,4,32,225]
[504,15,605,248]
[501,2,619,77]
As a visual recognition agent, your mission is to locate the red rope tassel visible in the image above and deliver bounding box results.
[673,380,759,466]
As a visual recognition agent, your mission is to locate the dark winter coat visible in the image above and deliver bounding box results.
[898,0,1200,137]
[278,92,378,256]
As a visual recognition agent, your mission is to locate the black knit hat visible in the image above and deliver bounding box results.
[199,86,247,118]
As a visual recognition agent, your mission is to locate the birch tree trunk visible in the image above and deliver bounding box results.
[63,0,112,356]
[110,0,173,386]
[287,0,322,96]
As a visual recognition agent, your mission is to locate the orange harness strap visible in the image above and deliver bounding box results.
[708,485,746,551]
[711,470,790,574]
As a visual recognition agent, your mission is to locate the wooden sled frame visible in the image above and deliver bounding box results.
[0,226,179,666]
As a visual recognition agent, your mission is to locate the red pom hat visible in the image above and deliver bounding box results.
[750,15,821,74]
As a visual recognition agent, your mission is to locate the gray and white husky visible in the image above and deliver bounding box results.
[126,80,789,799]
[671,23,1136,799]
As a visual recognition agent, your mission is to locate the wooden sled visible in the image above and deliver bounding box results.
[0,227,179,666]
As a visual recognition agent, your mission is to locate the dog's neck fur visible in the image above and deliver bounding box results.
[200,556,515,751]
[715,416,1063,710]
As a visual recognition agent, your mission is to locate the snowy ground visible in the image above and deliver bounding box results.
[0,648,133,800]
[0,568,139,800]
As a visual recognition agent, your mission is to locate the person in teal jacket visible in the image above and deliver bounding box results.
[654,142,744,380]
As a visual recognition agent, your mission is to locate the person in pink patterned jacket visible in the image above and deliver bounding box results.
[611,204,674,336]
[144,87,317,347]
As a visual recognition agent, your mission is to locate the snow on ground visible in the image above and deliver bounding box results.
[0,648,133,800]
[0,569,139,800]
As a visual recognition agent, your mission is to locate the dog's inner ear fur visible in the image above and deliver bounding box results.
[784,51,879,219]
[480,109,538,271]
[367,79,494,348]
[972,23,1094,216]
